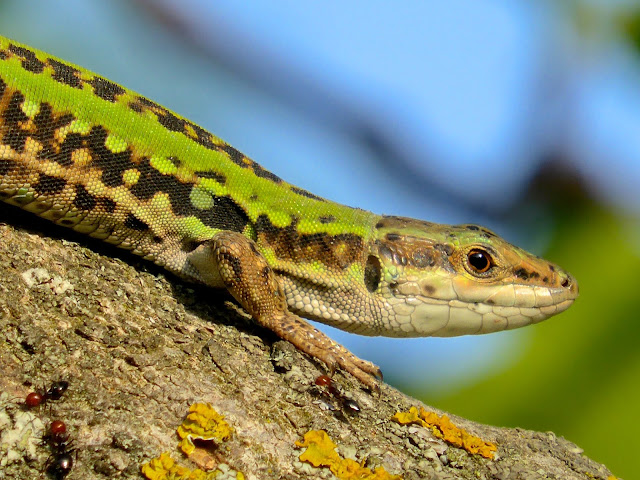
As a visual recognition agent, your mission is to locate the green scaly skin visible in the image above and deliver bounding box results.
[0,35,578,389]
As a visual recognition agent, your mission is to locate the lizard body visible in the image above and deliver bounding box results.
[0,35,578,388]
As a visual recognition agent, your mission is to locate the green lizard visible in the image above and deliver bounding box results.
[0,35,578,389]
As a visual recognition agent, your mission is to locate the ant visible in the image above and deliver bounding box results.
[43,419,75,479]
[46,443,75,479]
[314,375,361,413]
[25,381,69,408]
[43,419,68,445]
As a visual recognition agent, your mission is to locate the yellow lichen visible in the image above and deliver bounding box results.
[177,403,233,456]
[141,452,219,480]
[392,406,497,459]
[296,430,402,480]
[142,403,243,480]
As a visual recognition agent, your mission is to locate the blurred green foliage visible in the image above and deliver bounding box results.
[411,202,639,479]
[620,8,640,53]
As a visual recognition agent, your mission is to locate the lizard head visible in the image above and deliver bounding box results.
[368,216,578,337]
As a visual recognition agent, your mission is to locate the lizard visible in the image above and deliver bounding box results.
[0,35,578,390]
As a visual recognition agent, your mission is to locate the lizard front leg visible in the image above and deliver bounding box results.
[188,231,382,390]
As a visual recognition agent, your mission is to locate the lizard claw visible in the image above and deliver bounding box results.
[270,312,382,391]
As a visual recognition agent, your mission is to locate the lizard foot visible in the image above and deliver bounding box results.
[269,312,382,391]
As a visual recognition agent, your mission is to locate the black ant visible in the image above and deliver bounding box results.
[25,381,69,408]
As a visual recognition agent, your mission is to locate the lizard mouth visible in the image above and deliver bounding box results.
[383,280,578,338]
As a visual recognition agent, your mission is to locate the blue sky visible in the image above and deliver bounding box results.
[2,0,638,389]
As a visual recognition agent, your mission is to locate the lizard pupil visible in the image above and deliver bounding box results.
[467,249,492,273]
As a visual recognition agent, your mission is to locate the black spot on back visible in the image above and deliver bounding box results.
[199,196,250,232]
[319,216,335,224]
[73,184,97,210]
[34,174,66,194]
[255,214,363,270]
[196,170,227,185]
[0,159,16,175]
[217,144,245,167]
[50,132,83,167]
[124,213,149,231]
[156,110,186,132]
[128,101,143,113]
[132,96,158,109]
[87,126,134,187]
[167,156,182,168]
[129,156,191,202]
[88,77,125,102]
[100,198,116,213]
[290,186,324,201]
[189,123,217,149]
[130,158,250,232]
[3,92,29,152]
[252,164,283,183]
[33,103,75,166]
[8,44,45,73]
[47,59,81,88]
[260,265,271,279]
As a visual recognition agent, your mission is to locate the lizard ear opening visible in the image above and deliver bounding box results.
[364,255,381,293]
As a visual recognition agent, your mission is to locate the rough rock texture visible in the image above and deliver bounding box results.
[0,206,615,480]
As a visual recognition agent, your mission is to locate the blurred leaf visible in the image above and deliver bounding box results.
[621,10,640,53]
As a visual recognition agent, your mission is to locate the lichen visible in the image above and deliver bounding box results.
[0,395,45,468]
[296,429,402,480]
[141,452,219,480]
[392,406,497,459]
[142,403,242,480]
[177,403,233,456]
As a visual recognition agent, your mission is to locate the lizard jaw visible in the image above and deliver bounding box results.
[382,285,577,337]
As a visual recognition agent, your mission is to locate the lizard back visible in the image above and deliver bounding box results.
[0,35,374,277]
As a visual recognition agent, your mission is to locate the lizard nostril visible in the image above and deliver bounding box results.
[561,277,570,288]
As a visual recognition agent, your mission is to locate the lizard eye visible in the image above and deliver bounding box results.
[467,249,493,274]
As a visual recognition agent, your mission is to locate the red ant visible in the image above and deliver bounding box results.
[25,381,69,408]
[315,375,361,413]
[43,419,75,479]
[43,420,68,445]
